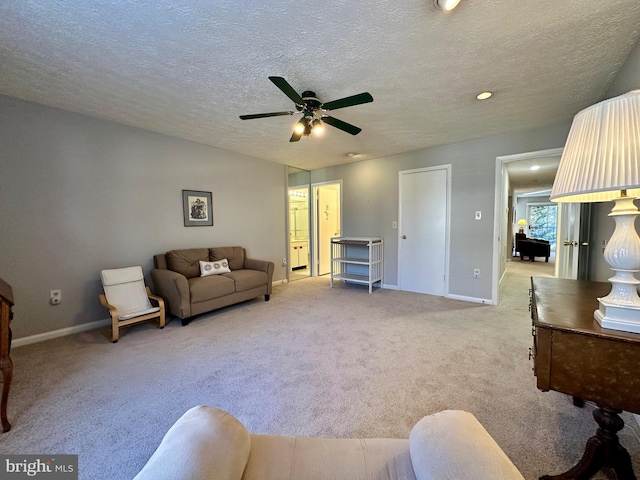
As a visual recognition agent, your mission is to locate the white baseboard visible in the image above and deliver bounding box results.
[382,283,399,290]
[446,293,495,305]
[12,318,111,348]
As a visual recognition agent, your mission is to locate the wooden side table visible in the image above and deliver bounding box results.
[530,276,640,479]
[0,277,14,432]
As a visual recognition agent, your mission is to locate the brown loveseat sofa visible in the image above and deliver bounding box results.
[151,247,274,325]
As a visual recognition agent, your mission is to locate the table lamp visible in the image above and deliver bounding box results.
[550,89,640,333]
[517,219,527,234]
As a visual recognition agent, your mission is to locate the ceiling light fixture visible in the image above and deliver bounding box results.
[433,0,461,11]
[530,165,540,171]
[293,121,306,135]
[312,119,324,135]
[476,91,493,100]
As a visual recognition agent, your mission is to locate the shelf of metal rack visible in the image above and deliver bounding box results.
[330,237,383,293]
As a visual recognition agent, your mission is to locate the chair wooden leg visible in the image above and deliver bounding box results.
[110,313,119,343]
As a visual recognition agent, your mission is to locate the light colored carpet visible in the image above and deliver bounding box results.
[2,259,639,479]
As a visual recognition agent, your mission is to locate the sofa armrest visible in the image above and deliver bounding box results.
[150,268,191,319]
[134,406,251,480]
[409,410,524,480]
[244,258,275,295]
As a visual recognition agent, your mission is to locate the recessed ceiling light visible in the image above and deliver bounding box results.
[530,165,540,171]
[476,91,493,100]
[433,0,461,11]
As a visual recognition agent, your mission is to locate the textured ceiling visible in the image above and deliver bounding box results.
[1,1,639,171]
[506,155,560,193]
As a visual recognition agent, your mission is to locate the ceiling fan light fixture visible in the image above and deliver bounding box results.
[434,0,461,11]
[294,121,306,135]
[241,76,373,141]
[304,120,313,137]
[312,119,324,135]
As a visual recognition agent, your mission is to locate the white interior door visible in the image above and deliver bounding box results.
[316,184,341,275]
[398,167,448,295]
[556,202,581,279]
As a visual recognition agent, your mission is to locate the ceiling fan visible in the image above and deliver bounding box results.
[239,76,373,142]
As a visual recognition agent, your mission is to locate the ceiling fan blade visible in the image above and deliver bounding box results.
[269,76,305,105]
[239,111,294,120]
[322,116,362,135]
[322,92,373,111]
[289,130,303,142]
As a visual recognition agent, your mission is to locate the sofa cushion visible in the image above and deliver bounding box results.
[167,249,209,279]
[223,270,268,293]
[189,275,235,303]
[243,435,415,480]
[210,247,245,271]
[133,406,250,480]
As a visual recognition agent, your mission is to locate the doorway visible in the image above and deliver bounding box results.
[493,148,564,304]
[313,182,341,276]
[398,166,450,295]
[287,167,311,282]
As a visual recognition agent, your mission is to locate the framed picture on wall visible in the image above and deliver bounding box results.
[182,190,213,227]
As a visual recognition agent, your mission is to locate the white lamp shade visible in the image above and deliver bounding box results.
[550,89,640,203]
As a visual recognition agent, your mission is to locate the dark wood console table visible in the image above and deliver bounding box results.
[530,277,640,480]
[0,277,14,432]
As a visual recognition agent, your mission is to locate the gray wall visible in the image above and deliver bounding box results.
[586,38,640,281]
[311,123,571,300]
[606,39,640,99]
[0,95,287,339]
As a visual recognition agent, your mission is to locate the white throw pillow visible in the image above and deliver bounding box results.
[200,259,231,276]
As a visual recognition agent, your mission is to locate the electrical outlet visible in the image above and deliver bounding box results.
[50,289,61,305]
[473,269,480,278]
[392,221,398,229]
[282,258,287,267]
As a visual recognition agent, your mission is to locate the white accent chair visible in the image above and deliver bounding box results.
[134,406,525,480]
[100,266,165,342]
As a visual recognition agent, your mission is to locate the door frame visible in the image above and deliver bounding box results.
[492,148,563,304]
[311,180,343,277]
[397,165,451,295]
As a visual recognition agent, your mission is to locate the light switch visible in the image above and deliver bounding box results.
[475,211,482,220]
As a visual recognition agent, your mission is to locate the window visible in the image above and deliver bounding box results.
[528,203,557,252]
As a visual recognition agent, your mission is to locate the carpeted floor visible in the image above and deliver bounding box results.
[2,259,639,479]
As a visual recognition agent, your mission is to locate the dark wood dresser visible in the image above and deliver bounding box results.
[530,276,640,479]
[0,277,14,432]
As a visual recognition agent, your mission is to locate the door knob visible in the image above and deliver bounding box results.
[402,235,407,239]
